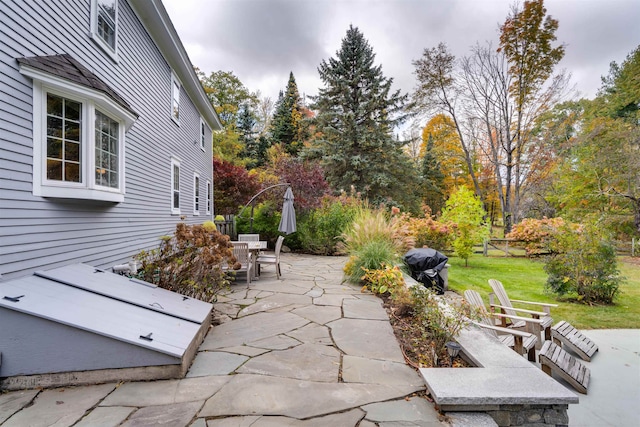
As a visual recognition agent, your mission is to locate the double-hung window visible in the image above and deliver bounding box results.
[200,117,206,151]
[171,73,181,124]
[206,180,212,215]
[20,57,136,202]
[193,172,200,215]
[91,0,118,59]
[171,157,181,214]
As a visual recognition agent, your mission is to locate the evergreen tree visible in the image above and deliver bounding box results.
[311,25,414,208]
[237,104,260,167]
[421,134,445,214]
[271,72,304,156]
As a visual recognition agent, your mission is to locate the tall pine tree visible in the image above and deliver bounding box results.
[271,72,304,156]
[311,25,415,208]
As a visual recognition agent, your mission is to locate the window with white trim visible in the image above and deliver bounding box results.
[193,172,200,215]
[91,0,118,59]
[171,157,181,214]
[200,117,206,151]
[206,180,212,215]
[171,73,181,124]
[20,68,135,202]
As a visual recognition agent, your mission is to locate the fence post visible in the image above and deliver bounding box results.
[633,237,636,257]
[483,239,488,257]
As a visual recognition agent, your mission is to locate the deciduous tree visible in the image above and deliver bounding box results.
[414,0,568,233]
[440,186,489,266]
[213,157,261,215]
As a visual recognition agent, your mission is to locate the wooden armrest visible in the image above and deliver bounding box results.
[509,298,558,308]
[490,303,548,317]
[471,321,532,338]
[491,313,544,324]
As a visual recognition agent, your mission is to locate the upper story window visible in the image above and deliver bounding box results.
[200,117,206,151]
[171,73,181,124]
[171,157,181,214]
[19,54,137,203]
[91,0,118,59]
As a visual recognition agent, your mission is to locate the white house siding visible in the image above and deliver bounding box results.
[0,0,215,279]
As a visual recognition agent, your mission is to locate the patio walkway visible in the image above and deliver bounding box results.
[0,253,445,426]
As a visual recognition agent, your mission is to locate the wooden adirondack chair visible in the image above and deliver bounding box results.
[230,242,253,284]
[464,290,538,361]
[488,279,556,346]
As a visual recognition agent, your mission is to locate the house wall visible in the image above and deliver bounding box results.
[0,0,214,279]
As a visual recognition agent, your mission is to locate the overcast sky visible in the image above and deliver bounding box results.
[163,0,639,109]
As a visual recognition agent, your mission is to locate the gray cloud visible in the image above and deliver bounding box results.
[164,0,640,104]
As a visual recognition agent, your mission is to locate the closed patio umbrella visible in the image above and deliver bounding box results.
[278,187,296,234]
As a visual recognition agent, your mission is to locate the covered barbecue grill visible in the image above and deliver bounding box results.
[404,248,449,294]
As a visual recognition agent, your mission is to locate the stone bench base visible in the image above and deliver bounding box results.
[420,326,578,427]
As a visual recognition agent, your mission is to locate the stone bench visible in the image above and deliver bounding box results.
[420,325,579,427]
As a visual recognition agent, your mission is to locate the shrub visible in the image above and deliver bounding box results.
[345,239,399,284]
[134,223,236,302]
[296,195,360,255]
[360,263,405,296]
[544,223,623,304]
[507,217,567,256]
[398,207,452,251]
[409,286,474,366]
[236,200,281,242]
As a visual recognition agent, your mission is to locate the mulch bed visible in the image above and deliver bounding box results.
[381,294,468,369]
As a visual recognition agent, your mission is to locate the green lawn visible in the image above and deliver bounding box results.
[447,254,640,329]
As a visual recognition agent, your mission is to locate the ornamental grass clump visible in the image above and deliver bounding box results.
[342,206,414,284]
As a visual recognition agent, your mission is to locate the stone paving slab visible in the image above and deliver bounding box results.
[285,322,333,345]
[328,318,405,362]
[100,376,229,407]
[237,343,340,381]
[247,281,314,295]
[313,293,356,306]
[238,293,312,316]
[75,406,136,427]
[206,416,261,426]
[343,298,389,320]
[247,334,301,350]
[199,374,423,419]
[121,401,203,426]
[206,409,364,426]
[200,311,309,350]
[2,383,116,427]
[305,287,324,298]
[218,345,270,357]
[342,355,425,386]
[213,302,242,318]
[291,304,342,324]
[362,397,442,426]
[186,351,249,377]
[0,389,39,424]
